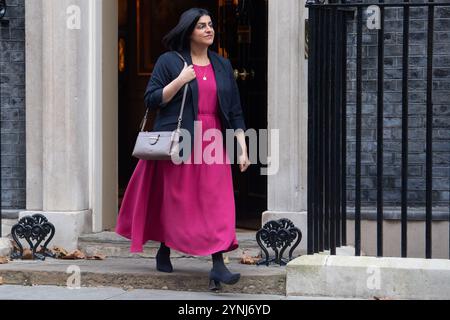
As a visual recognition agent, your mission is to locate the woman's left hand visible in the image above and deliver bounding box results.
[238,152,251,172]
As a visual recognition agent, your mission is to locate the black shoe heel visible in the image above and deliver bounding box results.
[209,269,241,286]
[156,250,173,273]
[209,279,222,291]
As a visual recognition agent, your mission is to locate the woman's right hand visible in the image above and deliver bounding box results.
[177,62,196,85]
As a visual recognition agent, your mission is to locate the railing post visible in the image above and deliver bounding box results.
[401,0,411,258]
[376,0,386,258]
[307,1,317,255]
[425,0,435,260]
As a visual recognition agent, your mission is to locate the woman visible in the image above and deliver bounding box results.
[115,8,251,291]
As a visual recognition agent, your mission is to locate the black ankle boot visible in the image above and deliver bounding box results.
[156,242,173,273]
[209,252,240,291]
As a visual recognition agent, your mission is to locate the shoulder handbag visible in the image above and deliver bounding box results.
[132,51,188,160]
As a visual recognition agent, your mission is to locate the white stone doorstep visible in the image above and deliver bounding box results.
[286,255,450,300]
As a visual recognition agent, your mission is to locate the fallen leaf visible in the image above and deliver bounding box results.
[51,246,69,259]
[86,253,106,260]
[240,253,261,265]
[62,249,86,260]
[0,257,8,264]
[0,276,3,285]
[22,249,33,260]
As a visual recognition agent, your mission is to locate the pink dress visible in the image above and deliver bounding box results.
[115,63,239,256]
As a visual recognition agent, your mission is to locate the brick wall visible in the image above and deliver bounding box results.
[0,0,26,209]
[346,0,450,207]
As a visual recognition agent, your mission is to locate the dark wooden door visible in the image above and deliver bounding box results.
[118,0,268,230]
[219,0,268,229]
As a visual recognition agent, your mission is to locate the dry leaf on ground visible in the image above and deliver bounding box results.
[22,249,33,260]
[51,246,69,259]
[240,253,262,265]
[0,276,3,285]
[0,257,8,264]
[37,246,49,253]
[62,249,86,260]
[86,253,106,260]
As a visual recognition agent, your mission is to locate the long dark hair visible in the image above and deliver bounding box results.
[162,8,212,52]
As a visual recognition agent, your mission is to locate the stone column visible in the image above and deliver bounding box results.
[22,0,118,250]
[262,0,309,253]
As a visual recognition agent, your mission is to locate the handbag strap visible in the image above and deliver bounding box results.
[140,51,189,132]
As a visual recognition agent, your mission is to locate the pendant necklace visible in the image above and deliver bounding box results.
[195,62,209,80]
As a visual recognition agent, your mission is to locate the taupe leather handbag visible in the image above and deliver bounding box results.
[132,52,188,160]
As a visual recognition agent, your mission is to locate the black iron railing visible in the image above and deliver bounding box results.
[306,0,450,259]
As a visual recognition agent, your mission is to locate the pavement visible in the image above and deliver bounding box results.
[0,284,358,300]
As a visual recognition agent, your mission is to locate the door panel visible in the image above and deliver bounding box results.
[220,0,268,229]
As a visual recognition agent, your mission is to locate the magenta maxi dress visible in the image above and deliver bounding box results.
[115,63,239,256]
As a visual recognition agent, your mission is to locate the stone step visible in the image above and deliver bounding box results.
[78,230,262,261]
[0,257,286,295]
[286,254,450,299]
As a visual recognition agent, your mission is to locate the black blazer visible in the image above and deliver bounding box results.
[144,49,247,149]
